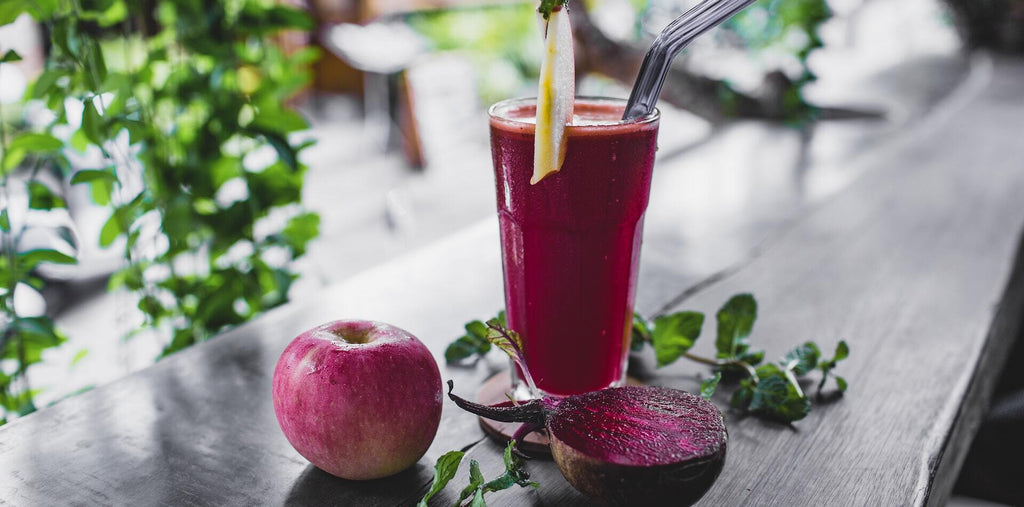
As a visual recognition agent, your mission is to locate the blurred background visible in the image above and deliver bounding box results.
[0,0,1021,503]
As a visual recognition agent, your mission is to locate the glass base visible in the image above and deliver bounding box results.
[509,363,627,400]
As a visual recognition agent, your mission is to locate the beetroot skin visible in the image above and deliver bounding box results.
[448,383,727,506]
[273,321,442,480]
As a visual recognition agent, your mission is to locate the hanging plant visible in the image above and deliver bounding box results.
[0,0,321,423]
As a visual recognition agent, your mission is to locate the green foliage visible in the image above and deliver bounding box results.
[0,43,80,423]
[721,0,832,120]
[419,450,466,507]
[441,293,848,424]
[445,311,505,363]
[714,293,758,360]
[700,371,721,400]
[405,5,539,105]
[652,311,703,367]
[0,0,319,423]
[420,440,537,506]
[633,294,849,423]
[817,340,849,394]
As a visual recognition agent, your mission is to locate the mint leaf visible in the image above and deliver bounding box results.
[748,374,810,422]
[418,450,465,507]
[470,489,486,507]
[835,376,848,393]
[817,340,850,395]
[457,460,486,506]
[783,342,820,376]
[700,372,722,400]
[445,312,505,363]
[834,340,849,361]
[446,320,492,363]
[738,349,765,366]
[630,313,652,351]
[446,441,537,507]
[730,377,755,409]
[652,311,704,367]
[483,440,538,492]
[715,293,757,360]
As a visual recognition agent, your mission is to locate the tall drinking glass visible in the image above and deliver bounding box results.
[488,97,660,397]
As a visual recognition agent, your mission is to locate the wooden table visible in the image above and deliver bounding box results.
[3,54,1024,506]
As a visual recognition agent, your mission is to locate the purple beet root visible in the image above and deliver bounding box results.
[447,382,727,506]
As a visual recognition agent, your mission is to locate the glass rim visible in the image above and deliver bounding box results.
[488,96,660,127]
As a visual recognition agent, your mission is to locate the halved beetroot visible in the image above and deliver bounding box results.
[448,382,727,506]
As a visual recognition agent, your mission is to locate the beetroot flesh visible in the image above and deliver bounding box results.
[447,382,727,506]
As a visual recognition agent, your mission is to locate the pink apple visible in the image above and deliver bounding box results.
[272,320,443,480]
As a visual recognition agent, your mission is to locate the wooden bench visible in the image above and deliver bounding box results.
[1,54,1022,505]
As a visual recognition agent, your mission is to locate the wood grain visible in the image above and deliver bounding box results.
[1,55,1022,506]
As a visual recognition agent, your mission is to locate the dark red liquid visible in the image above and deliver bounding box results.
[489,99,659,396]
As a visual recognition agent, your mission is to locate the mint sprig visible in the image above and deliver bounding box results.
[633,293,850,423]
[419,450,466,507]
[419,440,538,507]
[449,294,850,424]
[446,312,506,363]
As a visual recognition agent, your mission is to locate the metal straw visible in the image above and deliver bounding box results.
[622,0,758,121]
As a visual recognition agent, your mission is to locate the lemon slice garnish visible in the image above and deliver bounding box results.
[533,7,575,185]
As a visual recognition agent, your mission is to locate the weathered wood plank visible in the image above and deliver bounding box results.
[1,54,1022,506]
[645,54,1024,506]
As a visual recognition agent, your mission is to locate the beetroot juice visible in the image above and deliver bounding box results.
[488,97,659,397]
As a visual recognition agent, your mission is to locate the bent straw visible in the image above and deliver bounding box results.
[622,0,758,121]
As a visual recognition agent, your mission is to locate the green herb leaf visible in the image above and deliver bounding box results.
[748,374,810,422]
[835,376,848,393]
[630,312,652,351]
[700,372,722,400]
[418,450,465,507]
[834,340,849,362]
[470,489,486,507]
[483,440,538,492]
[0,209,9,232]
[783,341,820,376]
[652,311,704,367]
[446,320,492,363]
[715,293,757,360]
[436,441,537,507]
[730,377,755,409]
[738,349,765,366]
[817,340,850,395]
[0,49,21,63]
[457,460,487,506]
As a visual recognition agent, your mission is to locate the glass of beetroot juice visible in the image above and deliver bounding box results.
[488,97,660,398]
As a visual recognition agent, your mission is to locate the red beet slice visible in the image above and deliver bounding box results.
[448,382,727,506]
